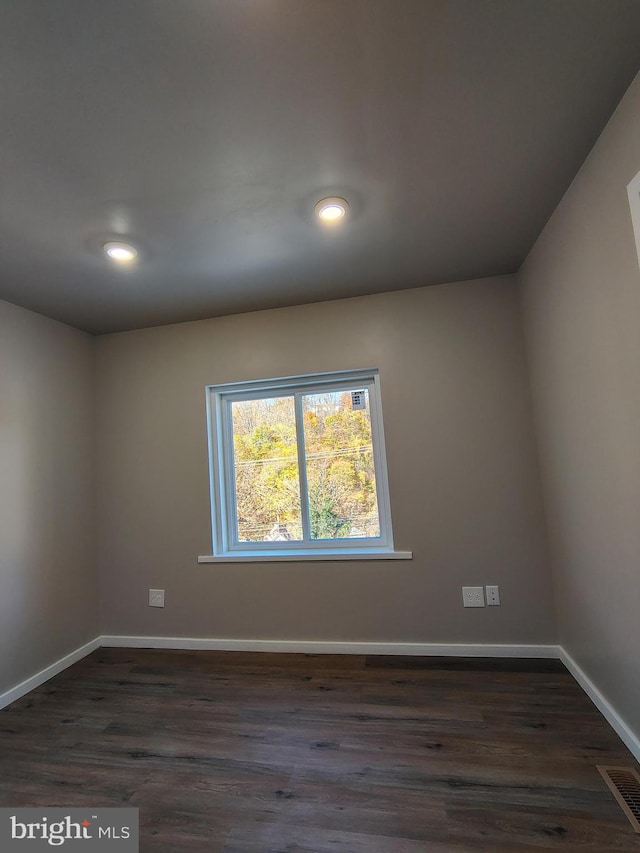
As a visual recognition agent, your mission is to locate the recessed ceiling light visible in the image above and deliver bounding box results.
[103,241,138,263]
[315,197,349,223]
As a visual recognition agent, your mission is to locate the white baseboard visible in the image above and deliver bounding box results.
[0,637,101,711]
[99,635,559,658]
[2,634,638,766]
[0,636,556,712]
[559,647,640,764]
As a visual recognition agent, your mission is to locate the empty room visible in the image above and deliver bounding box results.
[1,1,640,850]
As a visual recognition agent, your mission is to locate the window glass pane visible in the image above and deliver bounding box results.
[302,388,380,539]
[231,396,302,542]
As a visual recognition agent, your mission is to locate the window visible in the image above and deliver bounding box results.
[201,369,409,561]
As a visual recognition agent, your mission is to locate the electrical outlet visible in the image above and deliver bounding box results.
[486,585,500,606]
[149,588,165,608]
[462,586,485,608]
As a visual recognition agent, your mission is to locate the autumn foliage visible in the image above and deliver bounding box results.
[231,391,380,542]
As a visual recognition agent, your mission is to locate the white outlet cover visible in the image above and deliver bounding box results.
[149,588,165,607]
[486,585,500,606]
[462,586,485,607]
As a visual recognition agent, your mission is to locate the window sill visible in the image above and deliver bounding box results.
[197,549,412,564]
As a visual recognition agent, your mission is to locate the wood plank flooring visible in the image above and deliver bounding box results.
[0,649,639,851]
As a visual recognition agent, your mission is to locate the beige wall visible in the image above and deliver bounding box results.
[520,74,640,735]
[0,300,97,695]
[95,276,555,644]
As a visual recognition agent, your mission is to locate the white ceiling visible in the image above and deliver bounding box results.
[1,0,639,334]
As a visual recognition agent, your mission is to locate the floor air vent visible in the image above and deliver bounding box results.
[597,765,640,832]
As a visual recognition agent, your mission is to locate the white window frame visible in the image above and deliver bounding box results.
[627,169,640,271]
[199,368,411,562]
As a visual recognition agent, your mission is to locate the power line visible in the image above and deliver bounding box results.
[235,446,373,467]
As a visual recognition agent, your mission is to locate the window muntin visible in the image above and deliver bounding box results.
[206,369,394,556]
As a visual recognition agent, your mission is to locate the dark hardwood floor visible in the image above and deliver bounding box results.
[1,649,638,851]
